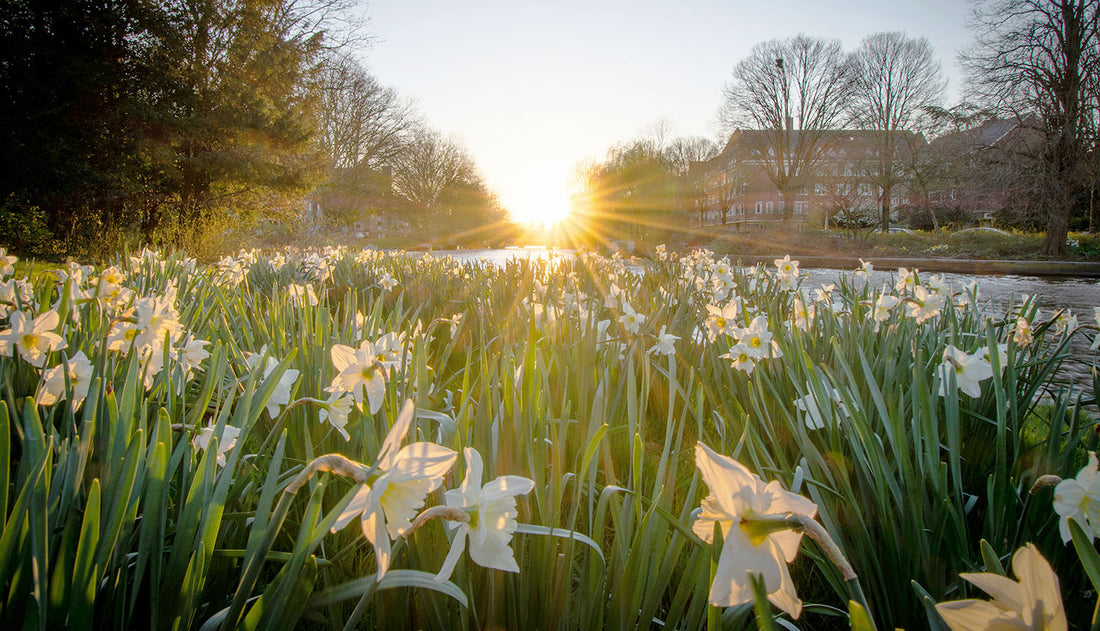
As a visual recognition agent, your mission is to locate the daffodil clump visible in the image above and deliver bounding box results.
[0,243,1096,630]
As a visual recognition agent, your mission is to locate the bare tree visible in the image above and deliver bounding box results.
[718,34,852,222]
[663,136,720,228]
[664,136,720,175]
[316,54,419,170]
[827,174,880,242]
[849,32,946,232]
[963,0,1100,254]
[639,119,676,153]
[710,157,749,227]
[390,126,479,216]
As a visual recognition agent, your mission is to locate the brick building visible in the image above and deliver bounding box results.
[697,129,926,231]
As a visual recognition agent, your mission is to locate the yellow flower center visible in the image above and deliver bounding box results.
[21,333,40,350]
[739,513,791,546]
[750,337,762,348]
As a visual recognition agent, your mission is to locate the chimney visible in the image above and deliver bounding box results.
[786,115,795,130]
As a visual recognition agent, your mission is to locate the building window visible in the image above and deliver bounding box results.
[755,202,763,215]
[765,201,774,214]
[794,201,807,215]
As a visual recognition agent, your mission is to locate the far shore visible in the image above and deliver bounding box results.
[738,254,1100,278]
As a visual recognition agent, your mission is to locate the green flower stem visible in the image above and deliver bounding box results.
[221,453,370,630]
[341,538,407,631]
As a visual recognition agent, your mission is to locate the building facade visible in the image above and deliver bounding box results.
[698,129,925,231]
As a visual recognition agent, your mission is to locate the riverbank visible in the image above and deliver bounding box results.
[739,254,1100,278]
[693,227,1100,265]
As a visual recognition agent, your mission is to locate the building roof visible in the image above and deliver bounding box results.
[706,128,926,172]
[926,117,1039,157]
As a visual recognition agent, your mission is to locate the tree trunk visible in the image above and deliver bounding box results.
[926,196,940,232]
[1041,194,1071,255]
[880,184,892,233]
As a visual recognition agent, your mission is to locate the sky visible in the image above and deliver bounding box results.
[357,0,974,226]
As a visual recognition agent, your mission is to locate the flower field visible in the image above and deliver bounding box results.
[0,245,1096,630]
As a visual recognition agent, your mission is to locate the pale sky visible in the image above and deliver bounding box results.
[358,0,974,226]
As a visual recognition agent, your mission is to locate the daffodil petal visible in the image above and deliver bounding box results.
[435,526,468,582]
[331,484,372,533]
[377,400,416,470]
[330,344,357,373]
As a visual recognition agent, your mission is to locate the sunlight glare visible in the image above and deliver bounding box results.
[505,182,573,229]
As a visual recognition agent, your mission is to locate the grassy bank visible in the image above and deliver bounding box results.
[686,227,1100,261]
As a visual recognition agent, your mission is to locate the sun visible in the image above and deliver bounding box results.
[505,183,573,229]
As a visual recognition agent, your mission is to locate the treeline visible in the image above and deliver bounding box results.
[0,0,506,259]
[570,122,720,246]
[576,2,1100,254]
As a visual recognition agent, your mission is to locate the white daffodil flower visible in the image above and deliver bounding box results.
[0,247,16,277]
[326,341,387,414]
[331,400,457,579]
[318,393,353,440]
[1053,452,1100,543]
[854,259,873,279]
[939,345,994,398]
[35,351,93,410]
[705,300,740,342]
[793,385,848,431]
[791,295,814,332]
[245,347,299,418]
[1014,317,1034,346]
[0,309,67,367]
[774,255,799,278]
[649,326,679,357]
[906,285,946,323]
[935,544,1066,631]
[192,424,241,468]
[131,289,184,350]
[435,447,535,581]
[603,283,623,309]
[175,335,210,383]
[871,293,901,330]
[692,442,818,618]
[895,267,919,293]
[619,302,645,335]
[377,272,398,292]
[734,315,782,359]
[720,344,756,375]
[1053,310,1077,336]
[287,283,318,307]
[0,278,32,318]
